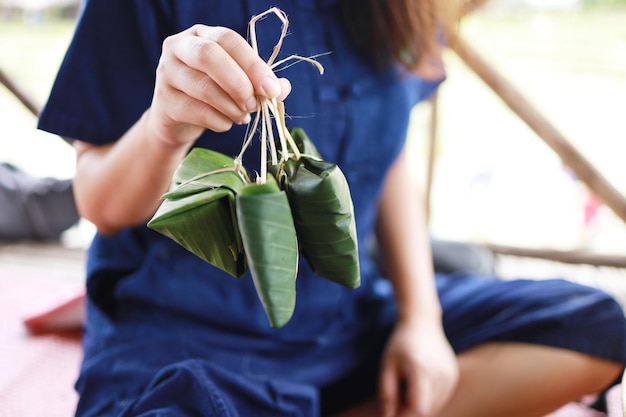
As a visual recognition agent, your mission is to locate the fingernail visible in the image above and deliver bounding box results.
[261,76,281,98]
[238,113,251,125]
[245,96,258,112]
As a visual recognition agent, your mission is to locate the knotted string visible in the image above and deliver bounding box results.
[236,7,324,184]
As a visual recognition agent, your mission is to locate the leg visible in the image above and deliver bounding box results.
[437,276,626,416]
[438,342,622,417]
[331,342,622,417]
[332,277,626,417]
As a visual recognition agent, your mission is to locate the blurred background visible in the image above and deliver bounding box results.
[1,0,625,256]
[409,0,626,258]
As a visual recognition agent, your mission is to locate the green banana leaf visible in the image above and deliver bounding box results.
[163,148,248,200]
[280,157,360,288]
[148,149,248,278]
[236,176,298,328]
[148,128,357,327]
[275,128,360,288]
[148,186,247,277]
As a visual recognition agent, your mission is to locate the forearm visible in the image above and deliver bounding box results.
[376,149,441,322]
[377,149,458,417]
[73,109,192,235]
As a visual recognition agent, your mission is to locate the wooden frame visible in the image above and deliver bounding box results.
[0,65,73,145]
[423,29,626,268]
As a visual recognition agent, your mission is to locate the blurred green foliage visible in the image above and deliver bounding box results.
[583,0,626,5]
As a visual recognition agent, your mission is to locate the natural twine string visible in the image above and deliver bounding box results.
[236,7,324,184]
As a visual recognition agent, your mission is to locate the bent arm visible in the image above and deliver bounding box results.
[73,111,191,236]
[376,148,458,417]
[73,25,290,235]
[376,148,440,321]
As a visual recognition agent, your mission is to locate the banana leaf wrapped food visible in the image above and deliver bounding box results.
[149,148,299,328]
[273,128,360,289]
[148,128,358,328]
[236,176,298,328]
[148,148,248,278]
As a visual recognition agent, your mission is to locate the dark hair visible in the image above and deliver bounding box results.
[340,0,458,72]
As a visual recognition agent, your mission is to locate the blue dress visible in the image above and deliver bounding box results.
[38,1,626,416]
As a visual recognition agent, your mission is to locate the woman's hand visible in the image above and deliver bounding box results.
[146,24,291,147]
[379,317,459,417]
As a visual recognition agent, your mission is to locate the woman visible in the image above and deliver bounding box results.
[38,1,626,416]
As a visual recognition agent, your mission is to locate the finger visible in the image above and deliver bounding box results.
[404,366,436,417]
[379,364,399,417]
[276,78,291,102]
[171,30,255,113]
[164,58,251,124]
[157,84,235,133]
[192,26,282,101]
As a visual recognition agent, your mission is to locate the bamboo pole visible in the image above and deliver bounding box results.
[446,31,626,225]
[486,243,626,269]
[424,91,439,223]
[0,65,39,117]
[0,64,73,146]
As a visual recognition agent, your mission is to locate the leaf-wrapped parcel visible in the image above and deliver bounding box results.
[148,148,247,278]
[147,127,359,328]
[275,128,360,288]
[149,148,299,328]
[236,176,298,328]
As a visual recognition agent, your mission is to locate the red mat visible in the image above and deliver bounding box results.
[0,270,622,417]
[0,272,81,417]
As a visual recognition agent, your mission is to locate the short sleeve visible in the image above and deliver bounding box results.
[37,0,174,145]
